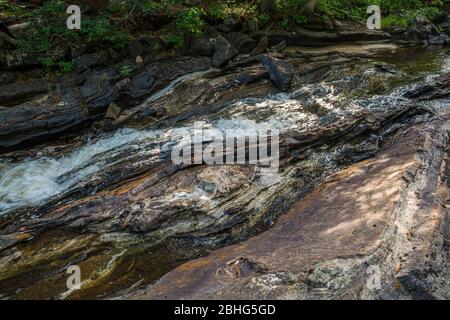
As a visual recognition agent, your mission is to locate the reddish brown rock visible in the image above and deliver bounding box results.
[130,115,450,300]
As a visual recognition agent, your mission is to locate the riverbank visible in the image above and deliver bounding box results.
[0,43,449,299]
[0,1,449,300]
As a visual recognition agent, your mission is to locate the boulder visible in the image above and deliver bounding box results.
[75,52,110,73]
[189,37,215,57]
[212,35,238,67]
[78,68,122,115]
[428,34,450,45]
[125,56,212,105]
[259,54,294,91]
[223,32,256,54]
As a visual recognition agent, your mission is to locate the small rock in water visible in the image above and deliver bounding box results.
[428,35,446,45]
[135,55,144,64]
[374,64,397,74]
[105,102,121,120]
[259,54,294,91]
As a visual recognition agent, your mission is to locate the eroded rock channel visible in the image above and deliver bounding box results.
[0,45,449,300]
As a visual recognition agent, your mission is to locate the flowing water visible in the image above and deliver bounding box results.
[0,45,449,299]
[0,46,449,216]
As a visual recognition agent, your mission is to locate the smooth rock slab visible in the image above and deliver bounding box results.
[0,79,48,107]
[130,115,449,300]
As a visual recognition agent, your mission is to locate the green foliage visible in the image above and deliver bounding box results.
[5,0,447,69]
[58,60,75,73]
[81,16,128,49]
[39,57,55,70]
[26,0,128,52]
[0,0,31,18]
[164,32,184,48]
[176,7,205,36]
[107,0,178,16]
[317,0,378,20]
[120,64,133,78]
[316,0,444,25]
[208,1,257,20]
[39,57,74,74]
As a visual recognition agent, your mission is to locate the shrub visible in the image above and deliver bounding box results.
[176,7,205,36]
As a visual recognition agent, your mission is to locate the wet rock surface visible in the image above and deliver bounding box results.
[130,116,450,299]
[0,45,448,300]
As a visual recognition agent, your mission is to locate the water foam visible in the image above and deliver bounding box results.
[0,129,159,214]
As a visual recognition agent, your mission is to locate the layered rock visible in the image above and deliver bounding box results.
[0,47,448,300]
[130,114,450,300]
[0,56,212,153]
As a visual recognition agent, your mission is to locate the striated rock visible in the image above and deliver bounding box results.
[252,28,391,47]
[0,87,87,152]
[0,57,212,152]
[124,56,212,106]
[0,50,449,300]
[0,79,48,107]
[130,115,450,300]
[404,73,450,100]
[259,54,294,91]
[78,67,123,115]
[6,22,29,39]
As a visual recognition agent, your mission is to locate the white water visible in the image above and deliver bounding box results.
[1,52,448,215]
[0,129,160,214]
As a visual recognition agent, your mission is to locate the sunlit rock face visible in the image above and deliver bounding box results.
[0,46,449,299]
